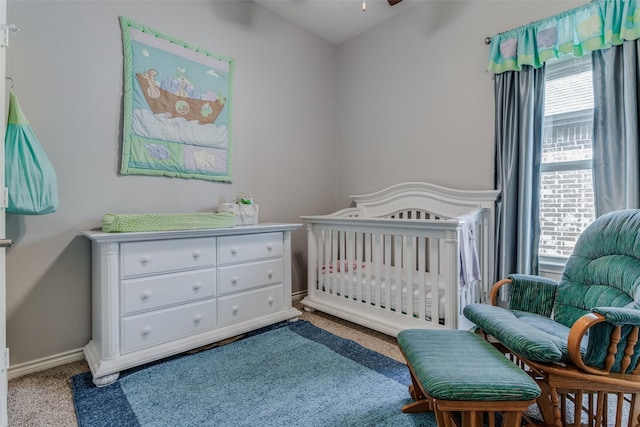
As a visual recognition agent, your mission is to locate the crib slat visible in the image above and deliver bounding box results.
[430,237,439,326]
[346,231,354,301]
[331,230,338,296]
[355,232,363,302]
[405,236,414,318]
[374,233,382,309]
[315,229,322,294]
[443,230,459,329]
[418,237,426,321]
[339,231,346,299]
[365,233,372,305]
[385,235,392,312]
[394,235,402,314]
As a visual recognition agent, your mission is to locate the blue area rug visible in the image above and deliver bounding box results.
[72,320,437,426]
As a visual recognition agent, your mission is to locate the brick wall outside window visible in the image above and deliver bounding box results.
[539,111,595,258]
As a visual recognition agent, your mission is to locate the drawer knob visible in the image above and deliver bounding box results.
[140,291,152,302]
[192,251,201,261]
[139,256,151,266]
[266,243,273,252]
[193,314,202,326]
[268,297,274,306]
[267,270,273,279]
[231,276,239,286]
[192,282,202,293]
[232,305,239,315]
[140,327,152,338]
[230,248,238,256]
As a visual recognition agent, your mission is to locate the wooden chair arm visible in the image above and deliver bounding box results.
[568,312,640,376]
[568,313,608,375]
[489,279,512,306]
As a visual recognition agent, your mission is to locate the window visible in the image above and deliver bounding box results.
[539,54,595,260]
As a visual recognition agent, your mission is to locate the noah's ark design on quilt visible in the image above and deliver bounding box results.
[136,69,226,125]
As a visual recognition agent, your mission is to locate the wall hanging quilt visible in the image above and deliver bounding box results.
[120,17,234,182]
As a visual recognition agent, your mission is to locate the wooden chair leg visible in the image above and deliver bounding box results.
[488,412,495,426]
[534,379,557,424]
[408,371,427,401]
[402,400,433,413]
[408,384,418,400]
[433,407,447,427]
[502,411,523,426]
[555,388,564,427]
[627,393,640,427]
[596,391,605,427]
[588,392,595,426]
[576,390,593,426]
[615,392,624,427]
[466,410,483,427]
[402,371,434,413]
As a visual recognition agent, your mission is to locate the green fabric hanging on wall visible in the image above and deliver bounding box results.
[5,91,58,215]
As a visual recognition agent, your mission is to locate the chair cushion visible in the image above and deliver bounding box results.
[397,329,540,402]
[554,209,640,328]
[463,303,586,364]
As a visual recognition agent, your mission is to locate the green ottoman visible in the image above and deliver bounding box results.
[397,329,541,427]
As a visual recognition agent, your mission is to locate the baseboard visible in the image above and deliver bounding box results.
[292,290,307,303]
[8,348,85,380]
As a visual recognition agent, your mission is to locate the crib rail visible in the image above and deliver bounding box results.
[303,216,462,331]
[302,206,493,335]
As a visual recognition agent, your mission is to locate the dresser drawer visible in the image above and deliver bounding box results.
[217,259,283,295]
[121,237,216,277]
[121,299,217,354]
[217,233,283,265]
[122,268,216,315]
[218,285,284,326]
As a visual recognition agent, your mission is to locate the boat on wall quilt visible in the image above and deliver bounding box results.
[136,69,226,125]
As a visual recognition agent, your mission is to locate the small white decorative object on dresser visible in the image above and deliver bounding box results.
[83,223,301,387]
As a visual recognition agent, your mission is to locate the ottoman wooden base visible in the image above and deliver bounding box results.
[397,329,541,427]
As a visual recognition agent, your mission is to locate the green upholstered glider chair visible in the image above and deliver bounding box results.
[463,209,640,427]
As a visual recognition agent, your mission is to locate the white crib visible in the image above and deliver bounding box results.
[301,182,500,335]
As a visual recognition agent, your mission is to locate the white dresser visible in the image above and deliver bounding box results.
[83,223,301,386]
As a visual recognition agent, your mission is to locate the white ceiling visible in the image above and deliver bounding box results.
[254,0,423,45]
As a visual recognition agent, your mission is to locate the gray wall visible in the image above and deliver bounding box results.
[5,1,337,365]
[334,0,584,206]
[5,0,583,366]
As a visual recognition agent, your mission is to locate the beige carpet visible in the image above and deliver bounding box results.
[8,302,403,427]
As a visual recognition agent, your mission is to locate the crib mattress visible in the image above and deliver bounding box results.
[320,269,447,320]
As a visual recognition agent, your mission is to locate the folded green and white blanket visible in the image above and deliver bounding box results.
[102,212,236,233]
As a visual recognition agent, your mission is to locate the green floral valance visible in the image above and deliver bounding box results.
[488,0,640,73]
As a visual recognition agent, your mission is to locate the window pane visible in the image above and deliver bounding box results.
[542,110,593,164]
[539,169,594,257]
[543,54,593,165]
[539,54,595,259]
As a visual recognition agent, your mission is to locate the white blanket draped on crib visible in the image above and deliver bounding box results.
[457,212,481,290]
